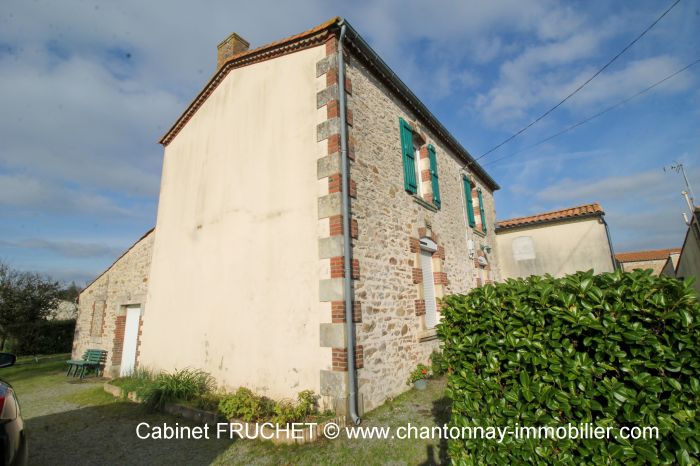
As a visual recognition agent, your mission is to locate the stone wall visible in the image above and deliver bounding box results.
[345,51,500,412]
[619,259,667,275]
[73,229,154,377]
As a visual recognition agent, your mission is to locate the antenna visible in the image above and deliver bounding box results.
[665,162,696,222]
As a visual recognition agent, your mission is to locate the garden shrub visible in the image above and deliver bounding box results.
[142,368,214,411]
[273,390,319,425]
[8,319,75,355]
[430,349,448,376]
[218,387,319,425]
[112,367,156,398]
[218,387,275,422]
[438,270,700,465]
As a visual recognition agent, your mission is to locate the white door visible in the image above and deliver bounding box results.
[120,306,141,377]
[420,250,438,328]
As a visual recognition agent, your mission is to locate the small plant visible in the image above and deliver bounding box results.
[407,363,431,385]
[219,388,320,425]
[143,368,214,412]
[430,350,447,376]
[218,387,275,422]
[274,390,319,425]
[112,367,157,399]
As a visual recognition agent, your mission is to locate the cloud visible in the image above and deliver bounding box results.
[0,0,696,280]
[0,53,174,199]
[536,170,663,203]
[533,166,700,251]
[473,7,693,128]
[0,238,124,259]
[0,174,136,216]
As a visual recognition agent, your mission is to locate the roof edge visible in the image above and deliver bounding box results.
[79,227,155,297]
[340,19,499,191]
[495,203,605,232]
[157,17,499,191]
[159,17,339,146]
[615,248,682,262]
[495,211,603,232]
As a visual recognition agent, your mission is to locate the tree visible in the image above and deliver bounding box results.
[57,281,81,303]
[0,261,62,350]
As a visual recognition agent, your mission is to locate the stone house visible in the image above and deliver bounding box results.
[73,18,500,416]
[496,203,617,279]
[73,229,154,376]
[616,248,681,275]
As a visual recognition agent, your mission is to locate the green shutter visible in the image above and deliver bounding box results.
[478,188,487,232]
[399,118,417,194]
[463,176,476,227]
[427,144,441,208]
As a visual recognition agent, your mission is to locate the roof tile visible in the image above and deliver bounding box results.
[615,248,681,263]
[496,203,604,230]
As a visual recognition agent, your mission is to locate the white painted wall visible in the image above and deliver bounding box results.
[496,217,615,279]
[138,45,327,398]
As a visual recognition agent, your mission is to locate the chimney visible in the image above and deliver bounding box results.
[217,32,250,69]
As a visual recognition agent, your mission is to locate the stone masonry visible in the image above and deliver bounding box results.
[345,48,500,412]
[73,23,501,416]
[73,229,154,377]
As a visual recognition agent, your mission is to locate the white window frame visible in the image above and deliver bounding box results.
[419,237,438,329]
[413,144,422,195]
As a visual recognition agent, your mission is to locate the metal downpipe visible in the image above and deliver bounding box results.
[337,20,361,425]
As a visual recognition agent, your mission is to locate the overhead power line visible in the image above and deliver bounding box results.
[482,57,700,168]
[472,0,681,163]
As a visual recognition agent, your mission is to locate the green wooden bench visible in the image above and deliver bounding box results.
[66,349,107,379]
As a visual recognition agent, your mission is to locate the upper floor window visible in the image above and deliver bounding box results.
[462,176,487,233]
[399,118,441,209]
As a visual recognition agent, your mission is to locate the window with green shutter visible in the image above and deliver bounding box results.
[463,176,476,227]
[399,118,417,194]
[427,144,440,208]
[477,188,487,232]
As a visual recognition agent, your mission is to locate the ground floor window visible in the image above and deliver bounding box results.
[419,237,438,328]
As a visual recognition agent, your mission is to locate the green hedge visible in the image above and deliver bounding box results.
[438,270,700,465]
[7,319,76,355]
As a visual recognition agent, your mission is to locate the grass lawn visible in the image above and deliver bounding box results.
[1,355,450,465]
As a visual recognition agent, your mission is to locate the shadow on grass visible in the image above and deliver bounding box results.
[418,394,451,465]
[26,401,232,466]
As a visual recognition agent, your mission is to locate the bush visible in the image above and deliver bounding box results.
[273,390,319,425]
[438,270,700,465]
[430,349,448,376]
[218,387,319,425]
[142,368,214,411]
[112,367,157,398]
[7,319,75,355]
[218,387,276,422]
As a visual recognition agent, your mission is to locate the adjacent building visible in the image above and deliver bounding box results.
[73,18,500,414]
[73,229,154,377]
[495,203,616,279]
[616,248,681,275]
[675,206,700,295]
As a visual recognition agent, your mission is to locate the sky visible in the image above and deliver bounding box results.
[0,0,699,284]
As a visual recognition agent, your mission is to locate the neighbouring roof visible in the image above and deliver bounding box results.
[496,203,604,231]
[615,248,681,263]
[158,17,499,191]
